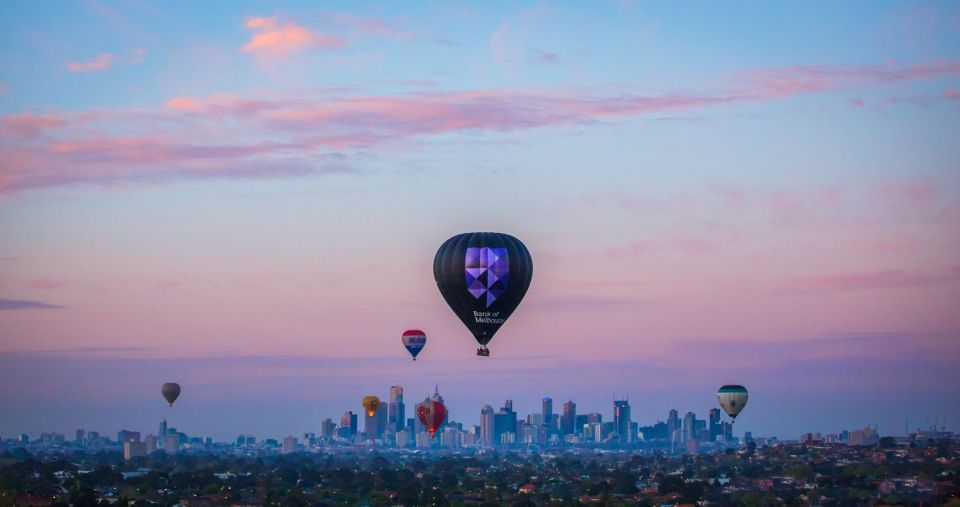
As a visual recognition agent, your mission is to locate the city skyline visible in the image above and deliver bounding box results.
[2,1,959,442]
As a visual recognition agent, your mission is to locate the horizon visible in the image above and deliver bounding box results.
[1,1,959,443]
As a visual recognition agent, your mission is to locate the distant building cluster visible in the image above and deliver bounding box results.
[4,385,954,460]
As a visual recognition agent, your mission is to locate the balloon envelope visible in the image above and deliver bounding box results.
[416,400,447,437]
[402,330,427,360]
[362,396,380,417]
[161,383,181,407]
[717,385,748,419]
[434,232,532,354]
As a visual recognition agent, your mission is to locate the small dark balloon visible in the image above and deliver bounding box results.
[161,383,181,407]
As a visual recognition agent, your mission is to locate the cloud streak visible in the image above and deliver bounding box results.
[0,298,65,311]
[3,60,960,193]
[67,53,116,72]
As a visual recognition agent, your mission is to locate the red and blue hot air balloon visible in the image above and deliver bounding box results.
[401,329,427,360]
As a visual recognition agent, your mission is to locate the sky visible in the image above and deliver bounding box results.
[1,1,959,441]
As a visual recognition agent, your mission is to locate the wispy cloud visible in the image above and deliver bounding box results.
[0,298,65,311]
[4,60,960,193]
[794,267,960,293]
[67,53,116,72]
[241,16,344,58]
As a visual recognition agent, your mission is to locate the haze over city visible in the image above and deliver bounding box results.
[1,1,959,442]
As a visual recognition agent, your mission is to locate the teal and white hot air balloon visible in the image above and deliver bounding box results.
[717,385,748,420]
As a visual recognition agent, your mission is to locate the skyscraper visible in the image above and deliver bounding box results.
[614,399,631,443]
[683,411,697,444]
[159,419,168,439]
[542,397,554,432]
[320,418,335,440]
[364,403,387,439]
[340,411,357,438]
[708,408,722,442]
[480,405,495,445]
[561,400,577,436]
[389,385,405,432]
[282,436,297,455]
[667,409,679,433]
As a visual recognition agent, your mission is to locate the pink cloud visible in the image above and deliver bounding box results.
[67,53,116,72]
[796,268,960,293]
[4,60,960,193]
[850,97,866,107]
[945,88,959,100]
[328,13,413,40]
[736,60,960,99]
[30,278,67,291]
[0,113,66,137]
[241,16,344,58]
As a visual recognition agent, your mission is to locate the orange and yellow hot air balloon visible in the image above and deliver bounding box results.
[362,396,380,417]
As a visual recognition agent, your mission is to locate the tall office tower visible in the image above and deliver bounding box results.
[389,385,405,432]
[75,429,85,444]
[320,418,335,440]
[561,400,577,436]
[587,412,603,424]
[683,411,697,443]
[542,397,554,431]
[282,436,297,455]
[708,408,722,441]
[85,431,99,449]
[144,434,157,453]
[480,405,495,445]
[504,400,513,412]
[341,411,358,436]
[164,435,179,454]
[364,404,382,439]
[159,418,168,439]
[495,403,517,444]
[614,399,632,443]
[667,409,679,432]
[124,441,147,460]
[430,385,444,404]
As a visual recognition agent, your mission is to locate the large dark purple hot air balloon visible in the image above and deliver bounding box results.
[434,232,532,356]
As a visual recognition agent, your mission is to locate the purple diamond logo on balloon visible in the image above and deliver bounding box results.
[465,247,509,308]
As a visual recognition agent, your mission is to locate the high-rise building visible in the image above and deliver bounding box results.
[75,429,85,444]
[389,386,405,432]
[493,400,517,444]
[667,409,679,433]
[159,419,168,439]
[542,397,554,432]
[708,408,722,442]
[683,411,697,443]
[561,400,577,436]
[164,435,179,454]
[124,441,147,460]
[320,418,336,440]
[364,403,387,439]
[144,434,157,454]
[614,399,631,443]
[340,411,358,438]
[85,431,99,449]
[282,436,298,454]
[480,405,495,445]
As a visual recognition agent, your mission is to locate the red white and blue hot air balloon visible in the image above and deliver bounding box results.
[401,329,427,360]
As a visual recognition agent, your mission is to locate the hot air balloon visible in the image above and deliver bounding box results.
[161,383,181,407]
[434,232,533,356]
[402,330,427,360]
[717,385,748,420]
[416,400,447,437]
[362,396,381,417]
